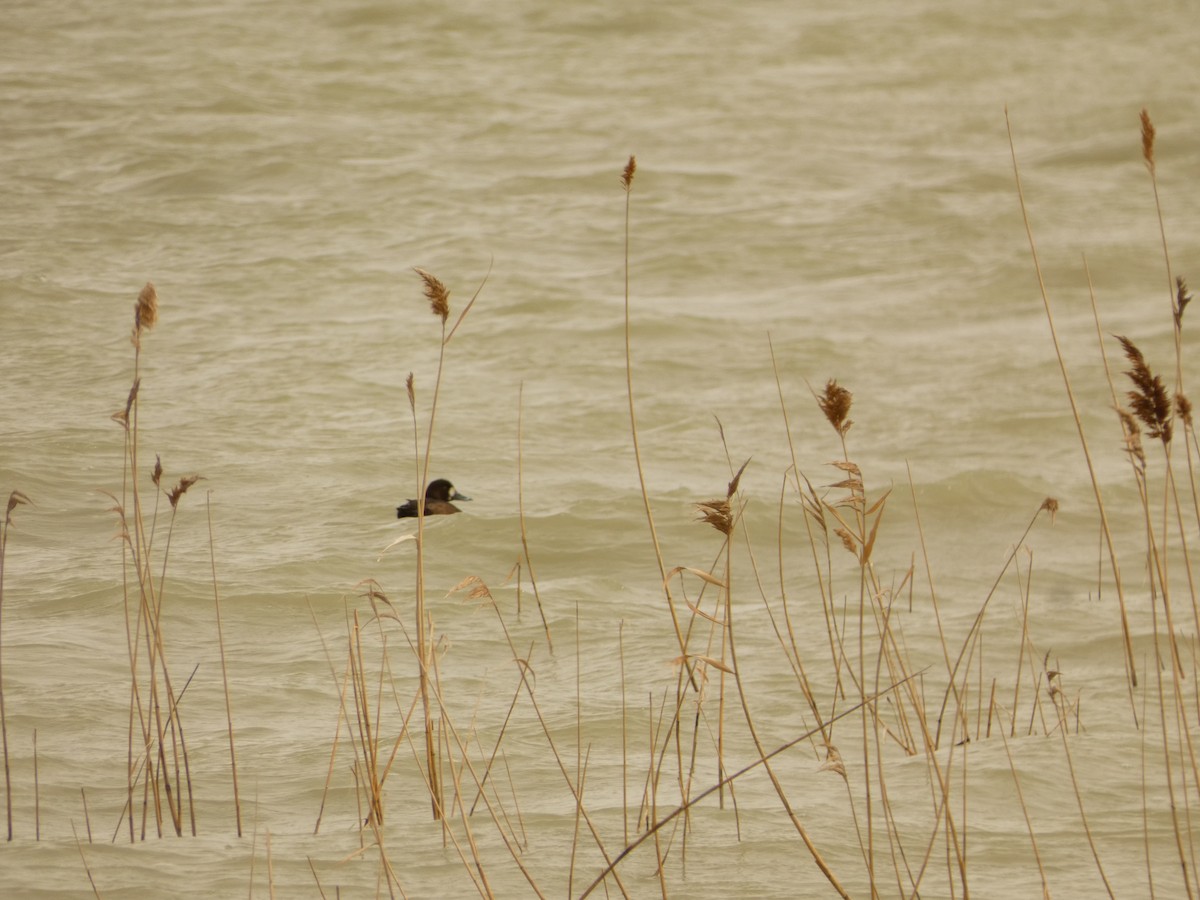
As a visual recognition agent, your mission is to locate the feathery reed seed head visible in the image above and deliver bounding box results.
[152,454,163,488]
[1140,108,1156,171]
[621,155,636,191]
[111,378,141,429]
[1040,497,1059,522]
[696,459,749,535]
[1177,393,1193,429]
[5,490,31,526]
[696,498,733,536]
[818,379,853,436]
[819,744,847,780]
[167,475,201,509]
[727,458,750,500]
[1116,334,1172,443]
[1116,407,1146,469]
[1176,277,1192,325]
[414,267,450,323]
[131,282,158,347]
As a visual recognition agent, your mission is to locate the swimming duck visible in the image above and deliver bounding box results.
[396,479,471,518]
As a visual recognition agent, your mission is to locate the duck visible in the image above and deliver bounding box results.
[396,479,471,518]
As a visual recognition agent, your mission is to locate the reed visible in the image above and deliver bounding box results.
[404,264,487,822]
[1010,107,1200,897]
[110,283,200,838]
[205,495,242,837]
[0,489,29,841]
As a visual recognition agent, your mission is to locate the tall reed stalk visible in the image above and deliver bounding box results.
[404,265,484,821]
[0,490,30,842]
[110,283,201,840]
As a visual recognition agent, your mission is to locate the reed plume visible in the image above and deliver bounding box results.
[132,282,158,348]
[1140,108,1156,172]
[621,155,636,191]
[414,267,450,323]
[167,475,202,510]
[1177,393,1193,430]
[1175,276,1192,327]
[1116,335,1173,443]
[817,379,853,436]
[696,498,733,536]
[696,459,749,535]
[1,490,31,841]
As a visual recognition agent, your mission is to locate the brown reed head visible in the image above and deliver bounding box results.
[1140,108,1156,172]
[1177,393,1193,430]
[1175,276,1192,326]
[111,378,141,430]
[152,454,163,488]
[696,459,748,536]
[621,155,637,191]
[167,474,202,509]
[132,282,159,348]
[696,497,733,536]
[5,490,31,527]
[1115,334,1172,444]
[818,379,853,437]
[1115,407,1146,470]
[405,372,415,411]
[414,268,450,323]
[1040,497,1059,523]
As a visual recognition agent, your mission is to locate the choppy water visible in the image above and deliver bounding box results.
[3,0,1200,896]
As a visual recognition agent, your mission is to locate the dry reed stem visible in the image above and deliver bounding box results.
[999,725,1052,897]
[697,468,852,898]
[508,654,632,898]
[619,621,629,845]
[1006,108,1139,687]
[71,820,102,899]
[516,382,552,651]
[618,156,698,693]
[80,787,93,844]
[579,676,921,898]
[0,490,30,842]
[403,262,489,823]
[1050,690,1118,898]
[206,495,242,836]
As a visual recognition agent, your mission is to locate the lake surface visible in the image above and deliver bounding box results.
[3,0,1200,896]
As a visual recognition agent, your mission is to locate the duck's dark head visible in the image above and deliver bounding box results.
[426,478,470,503]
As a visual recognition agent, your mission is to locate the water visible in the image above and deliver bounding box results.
[3,0,1200,895]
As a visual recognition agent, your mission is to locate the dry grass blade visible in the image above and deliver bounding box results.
[1115,335,1173,443]
[664,565,728,591]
